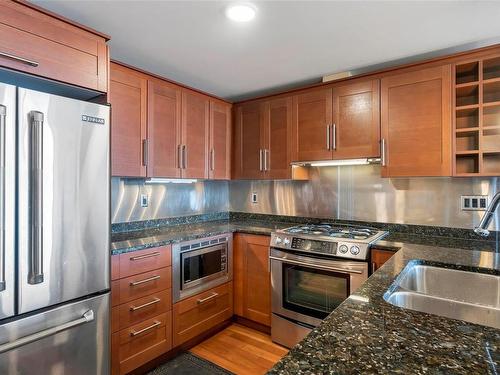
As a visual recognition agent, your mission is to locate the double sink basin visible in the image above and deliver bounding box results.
[384,261,500,329]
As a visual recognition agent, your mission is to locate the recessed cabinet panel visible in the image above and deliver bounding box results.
[265,97,293,179]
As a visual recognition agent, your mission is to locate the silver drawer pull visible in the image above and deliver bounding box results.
[0,51,39,67]
[130,321,161,337]
[0,105,6,291]
[197,292,218,305]
[129,297,161,312]
[129,251,160,261]
[130,275,160,286]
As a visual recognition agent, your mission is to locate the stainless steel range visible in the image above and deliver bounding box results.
[270,223,387,348]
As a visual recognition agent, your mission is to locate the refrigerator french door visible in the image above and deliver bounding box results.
[0,84,110,374]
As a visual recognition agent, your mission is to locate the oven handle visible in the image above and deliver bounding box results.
[269,256,363,274]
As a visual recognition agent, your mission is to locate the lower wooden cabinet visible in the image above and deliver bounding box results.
[172,282,233,347]
[233,233,271,326]
[371,248,396,272]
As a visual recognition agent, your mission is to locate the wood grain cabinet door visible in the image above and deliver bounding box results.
[181,90,210,179]
[233,234,271,327]
[332,79,380,159]
[263,97,293,179]
[109,63,147,177]
[147,79,181,178]
[209,100,231,180]
[381,65,452,177]
[292,88,333,161]
[233,102,265,179]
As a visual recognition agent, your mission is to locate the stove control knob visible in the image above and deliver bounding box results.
[275,237,282,244]
[350,245,360,255]
[283,238,291,246]
[339,244,348,254]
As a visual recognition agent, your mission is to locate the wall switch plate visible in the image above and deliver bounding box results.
[251,192,258,204]
[140,194,149,207]
[461,195,488,211]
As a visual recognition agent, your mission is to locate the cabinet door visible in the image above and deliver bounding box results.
[147,79,181,178]
[292,88,333,161]
[234,234,271,327]
[371,248,395,273]
[263,97,293,179]
[181,90,209,179]
[333,79,380,159]
[109,63,147,177]
[209,101,231,180]
[381,65,452,176]
[233,102,265,179]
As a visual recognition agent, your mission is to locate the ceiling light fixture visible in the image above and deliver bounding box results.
[225,3,256,22]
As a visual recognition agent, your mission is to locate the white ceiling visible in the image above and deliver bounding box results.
[33,1,500,101]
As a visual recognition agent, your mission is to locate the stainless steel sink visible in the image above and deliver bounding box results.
[384,263,500,329]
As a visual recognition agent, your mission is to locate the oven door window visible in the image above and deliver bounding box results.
[182,247,224,287]
[282,264,350,320]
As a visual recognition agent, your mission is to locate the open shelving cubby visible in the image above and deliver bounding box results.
[453,55,500,176]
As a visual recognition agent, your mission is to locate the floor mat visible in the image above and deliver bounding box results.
[147,352,234,375]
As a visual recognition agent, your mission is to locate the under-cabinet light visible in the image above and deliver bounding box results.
[291,158,381,167]
[145,178,198,184]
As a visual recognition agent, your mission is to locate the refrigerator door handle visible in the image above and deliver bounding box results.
[28,111,44,285]
[0,105,6,291]
[0,309,95,353]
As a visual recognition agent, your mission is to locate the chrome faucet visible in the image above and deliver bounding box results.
[474,191,500,237]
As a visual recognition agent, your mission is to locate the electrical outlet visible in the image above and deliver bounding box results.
[140,194,149,207]
[461,195,488,211]
[251,192,258,204]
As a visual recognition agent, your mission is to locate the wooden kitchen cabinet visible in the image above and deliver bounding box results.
[109,63,147,177]
[147,78,182,178]
[233,234,271,327]
[0,1,108,92]
[209,100,232,179]
[371,248,395,273]
[381,65,452,177]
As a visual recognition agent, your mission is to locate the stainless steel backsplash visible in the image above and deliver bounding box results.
[229,165,499,230]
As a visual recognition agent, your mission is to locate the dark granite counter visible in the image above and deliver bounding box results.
[268,244,500,374]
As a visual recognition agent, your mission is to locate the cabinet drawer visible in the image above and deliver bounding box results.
[119,289,172,330]
[119,267,171,304]
[117,312,172,375]
[173,282,233,347]
[111,306,120,333]
[111,256,120,281]
[111,281,120,307]
[119,246,171,277]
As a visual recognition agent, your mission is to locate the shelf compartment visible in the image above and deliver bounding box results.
[456,107,479,129]
[455,154,479,174]
[482,152,500,174]
[456,130,479,152]
[483,56,500,80]
[483,105,500,127]
[456,61,479,84]
[482,127,500,152]
[483,80,500,104]
[456,84,479,107]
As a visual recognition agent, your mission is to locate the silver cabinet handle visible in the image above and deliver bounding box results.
[28,111,44,285]
[381,138,386,167]
[326,125,331,150]
[129,251,160,261]
[142,139,148,166]
[210,149,215,171]
[130,320,161,337]
[0,51,39,67]
[0,105,6,291]
[178,144,182,169]
[332,123,337,151]
[182,145,187,169]
[259,149,263,171]
[269,256,363,274]
[266,149,270,171]
[130,274,161,286]
[0,310,94,353]
[129,297,161,312]
[197,292,218,305]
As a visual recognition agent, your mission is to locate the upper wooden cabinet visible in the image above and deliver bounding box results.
[233,98,292,179]
[209,101,232,180]
[0,1,108,92]
[381,65,452,177]
[109,63,147,177]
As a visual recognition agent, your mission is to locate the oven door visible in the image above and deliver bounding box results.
[270,248,368,327]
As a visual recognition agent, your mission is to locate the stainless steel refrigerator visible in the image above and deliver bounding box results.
[0,83,110,374]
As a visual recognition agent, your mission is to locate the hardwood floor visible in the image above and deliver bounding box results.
[190,323,288,375]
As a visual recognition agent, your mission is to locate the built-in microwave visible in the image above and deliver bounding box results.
[172,233,233,302]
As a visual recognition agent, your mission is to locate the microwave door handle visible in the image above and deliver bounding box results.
[269,256,363,274]
[0,105,5,291]
[28,111,44,285]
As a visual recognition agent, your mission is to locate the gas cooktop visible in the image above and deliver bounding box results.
[271,223,388,261]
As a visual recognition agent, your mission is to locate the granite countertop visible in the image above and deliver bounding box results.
[268,243,500,374]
